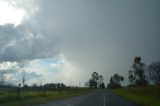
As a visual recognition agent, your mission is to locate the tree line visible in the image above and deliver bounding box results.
[128,56,160,87]
[0,56,160,89]
[86,56,160,89]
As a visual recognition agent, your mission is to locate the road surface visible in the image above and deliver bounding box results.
[38,89,138,106]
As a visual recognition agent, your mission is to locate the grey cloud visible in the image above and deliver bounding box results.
[7,71,42,85]
[0,69,17,74]
[25,72,42,80]
[0,23,59,62]
[0,0,160,85]
[33,0,160,84]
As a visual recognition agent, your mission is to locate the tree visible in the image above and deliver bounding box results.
[85,82,89,87]
[91,72,99,83]
[0,70,6,86]
[100,82,105,88]
[88,72,105,88]
[17,83,21,98]
[112,73,124,85]
[110,77,114,84]
[148,61,160,85]
[132,56,147,86]
[89,72,99,88]
[22,71,26,87]
[107,73,124,89]
[128,70,135,85]
[56,83,61,94]
[89,79,93,88]
[98,75,104,88]
[89,78,97,88]
[99,75,103,83]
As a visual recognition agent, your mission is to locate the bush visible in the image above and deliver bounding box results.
[107,83,121,89]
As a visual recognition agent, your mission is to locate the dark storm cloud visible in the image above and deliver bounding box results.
[35,0,160,84]
[0,0,160,84]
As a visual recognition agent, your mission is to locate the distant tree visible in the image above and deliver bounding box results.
[89,78,97,88]
[128,70,136,86]
[22,71,26,87]
[107,73,124,89]
[17,83,21,98]
[110,77,114,84]
[91,72,99,83]
[88,72,105,88]
[133,57,144,80]
[44,83,66,91]
[100,82,105,88]
[85,82,89,87]
[98,75,104,88]
[132,56,147,86]
[148,61,160,86]
[89,72,99,88]
[45,83,56,89]
[99,75,103,83]
[60,83,66,90]
[89,79,92,88]
[43,84,46,96]
[23,84,28,89]
[56,83,62,94]
[113,73,124,85]
[0,70,6,86]
[32,83,38,88]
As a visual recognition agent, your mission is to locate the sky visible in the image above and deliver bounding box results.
[0,0,160,86]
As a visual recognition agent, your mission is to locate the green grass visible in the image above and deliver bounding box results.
[0,88,94,106]
[112,86,160,106]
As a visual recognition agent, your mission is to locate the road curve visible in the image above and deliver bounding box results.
[37,89,138,106]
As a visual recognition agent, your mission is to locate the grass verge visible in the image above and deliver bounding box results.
[112,86,160,106]
[0,88,95,106]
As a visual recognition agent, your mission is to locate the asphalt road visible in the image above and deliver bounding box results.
[38,89,138,106]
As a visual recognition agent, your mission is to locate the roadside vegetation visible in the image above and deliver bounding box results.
[108,56,160,106]
[0,56,160,106]
[0,87,94,106]
[113,86,160,106]
[0,63,105,106]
